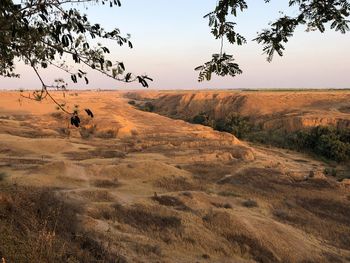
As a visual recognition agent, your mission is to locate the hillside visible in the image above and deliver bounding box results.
[126,90,350,131]
[0,91,349,262]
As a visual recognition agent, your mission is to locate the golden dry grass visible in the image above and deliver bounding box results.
[0,91,349,262]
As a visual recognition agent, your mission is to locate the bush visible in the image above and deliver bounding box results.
[143,102,155,112]
[289,126,350,162]
[128,100,136,105]
[249,126,350,162]
[191,113,210,125]
[191,113,252,139]
[214,114,252,139]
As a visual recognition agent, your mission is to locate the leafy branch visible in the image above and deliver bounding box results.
[198,0,350,81]
[0,0,153,126]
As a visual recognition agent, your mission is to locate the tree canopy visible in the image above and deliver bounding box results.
[1,0,349,125]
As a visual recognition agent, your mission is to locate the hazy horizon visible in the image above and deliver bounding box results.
[2,0,350,90]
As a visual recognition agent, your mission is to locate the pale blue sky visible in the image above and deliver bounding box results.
[2,0,350,90]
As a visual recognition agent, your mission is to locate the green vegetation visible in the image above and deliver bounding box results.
[191,113,253,139]
[249,126,350,162]
[191,113,211,126]
[136,101,156,112]
[214,114,253,139]
[191,112,350,162]
[284,126,350,162]
[144,102,155,112]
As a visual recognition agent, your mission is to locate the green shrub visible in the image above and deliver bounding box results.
[249,126,350,162]
[191,113,252,139]
[143,102,155,112]
[190,112,349,162]
[191,113,210,125]
[214,114,252,139]
[291,126,350,162]
[128,100,136,105]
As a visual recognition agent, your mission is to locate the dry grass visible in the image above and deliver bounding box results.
[0,186,123,262]
[152,195,190,211]
[64,149,125,160]
[241,199,258,208]
[0,172,7,181]
[92,179,120,188]
[211,202,233,209]
[91,203,183,235]
[79,125,97,139]
[202,210,279,262]
[272,196,350,250]
[95,129,118,139]
[218,190,241,197]
[78,190,114,202]
[154,176,202,192]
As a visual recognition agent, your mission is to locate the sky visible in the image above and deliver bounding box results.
[2,0,350,90]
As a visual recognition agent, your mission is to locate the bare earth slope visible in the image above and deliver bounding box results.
[0,91,350,262]
[126,90,350,131]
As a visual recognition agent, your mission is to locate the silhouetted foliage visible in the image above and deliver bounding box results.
[1,0,350,124]
[197,0,350,81]
[0,0,152,126]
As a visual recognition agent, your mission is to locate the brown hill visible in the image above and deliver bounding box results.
[0,91,349,262]
[126,90,350,131]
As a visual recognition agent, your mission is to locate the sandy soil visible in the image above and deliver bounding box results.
[0,91,349,262]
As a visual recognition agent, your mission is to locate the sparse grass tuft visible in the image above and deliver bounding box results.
[0,186,123,262]
[93,203,183,234]
[56,127,71,136]
[152,195,190,211]
[273,208,291,221]
[154,177,200,191]
[211,202,233,209]
[92,179,120,188]
[241,199,258,208]
[218,191,240,197]
[79,125,96,139]
[181,191,193,198]
[96,129,118,139]
[0,172,7,181]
